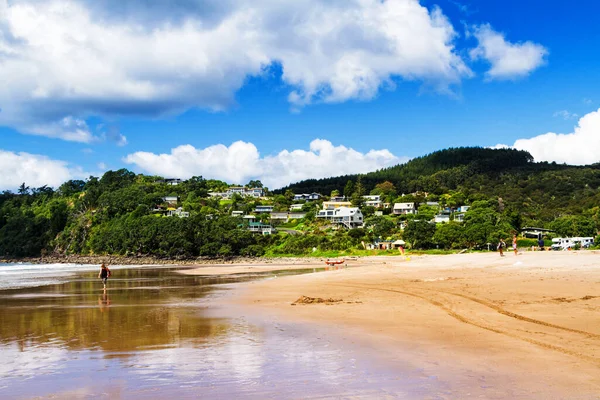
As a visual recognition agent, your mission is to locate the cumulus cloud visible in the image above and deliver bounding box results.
[470,24,548,80]
[0,149,88,190]
[0,0,470,141]
[124,139,405,188]
[497,108,600,165]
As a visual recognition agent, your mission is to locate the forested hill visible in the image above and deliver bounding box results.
[277,147,573,195]
[0,147,599,259]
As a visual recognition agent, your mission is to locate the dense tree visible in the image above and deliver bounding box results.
[433,223,465,249]
[404,220,436,249]
[344,180,355,198]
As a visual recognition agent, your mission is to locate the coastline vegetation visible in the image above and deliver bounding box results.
[1,147,599,260]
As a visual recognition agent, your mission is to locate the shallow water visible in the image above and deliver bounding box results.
[0,265,447,399]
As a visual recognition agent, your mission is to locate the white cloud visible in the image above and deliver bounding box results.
[553,110,578,120]
[124,139,405,188]
[0,149,88,189]
[497,108,600,165]
[470,24,547,80]
[0,0,470,140]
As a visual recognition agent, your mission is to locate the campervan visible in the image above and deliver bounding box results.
[551,238,572,250]
[551,237,594,250]
[573,237,595,248]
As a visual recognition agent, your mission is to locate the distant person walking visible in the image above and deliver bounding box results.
[512,235,518,255]
[98,264,111,289]
[498,239,506,256]
[538,237,545,251]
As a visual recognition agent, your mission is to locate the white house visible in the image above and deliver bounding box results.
[163,196,179,206]
[270,212,289,222]
[434,214,450,224]
[293,193,321,201]
[245,188,265,198]
[454,213,465,223]
[225,186,265,198]
[457,205,470,213]
[158,178,182,186]
[316,207,363,229]
[322,201,352,210]
[166,207,189,218]
[289,212,307,220]
[363,195,382,208]
[255,205,274,213]
[231,210,244,217]
[289,204,304,211]
[393,202,416,215]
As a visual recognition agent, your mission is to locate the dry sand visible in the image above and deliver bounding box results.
[188,251,600,398]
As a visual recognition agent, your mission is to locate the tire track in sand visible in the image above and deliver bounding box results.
[330,283,599,364]
[435,289,600,339]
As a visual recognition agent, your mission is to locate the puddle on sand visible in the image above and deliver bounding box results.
[0,266,448,399]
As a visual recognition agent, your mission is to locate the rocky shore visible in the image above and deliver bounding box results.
[0,254,301,266]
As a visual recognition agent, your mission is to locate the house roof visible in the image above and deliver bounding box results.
[334,207,361,217]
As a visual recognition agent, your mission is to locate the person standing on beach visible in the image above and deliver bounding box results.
[98,264,111,289]
[497,239,506,256]
[538,236,545,251]
[512,235,518,255]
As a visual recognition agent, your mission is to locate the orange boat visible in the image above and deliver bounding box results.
[325,259,345,266]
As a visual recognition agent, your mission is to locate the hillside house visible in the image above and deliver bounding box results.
[363,195,382,208]
[289,204,304,211]
[434,214,450,224]
[231,210,244,217]
[317,207,363,229]
[289,212,307,220]
[457,205,470,213]
[163,196,179,206]
[393,202,416,215]
[454,213,465,223]
[166,207,190,218]
[244,215,274,235]
[270,212,289,223]
[158,178,183,186]
[255,205,274,213]
[245,188,265,198]
[293,193,321,201]
[322,201,352,210]
[209,186,265,199]
[330,196,347,202]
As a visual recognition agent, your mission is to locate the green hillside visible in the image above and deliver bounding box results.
[278,147,600,224]
[1,147,599,259]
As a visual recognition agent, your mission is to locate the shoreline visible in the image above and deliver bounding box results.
[0,254,329,267]
[207,252,600,397]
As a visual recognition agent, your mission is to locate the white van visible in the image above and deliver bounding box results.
[572,237,595,248]
[551,237,594,250]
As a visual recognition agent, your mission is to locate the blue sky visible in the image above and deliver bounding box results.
[1,0,599,190]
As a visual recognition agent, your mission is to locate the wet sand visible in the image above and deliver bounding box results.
[216,251,600,398]
[178,259,330,276]
[1,264,446,399]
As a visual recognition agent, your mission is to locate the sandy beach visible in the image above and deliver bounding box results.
[194,252,600,398]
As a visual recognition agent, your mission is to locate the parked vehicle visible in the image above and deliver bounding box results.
[551,237,594,250]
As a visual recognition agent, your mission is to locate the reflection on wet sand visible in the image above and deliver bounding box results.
[0,268,238,354]
[0,266,438,398]
[98,288,110,311]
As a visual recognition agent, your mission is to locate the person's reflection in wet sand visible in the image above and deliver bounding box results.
[98,288,111,312]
